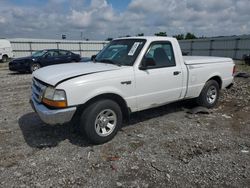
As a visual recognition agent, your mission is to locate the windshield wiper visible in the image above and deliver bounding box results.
[97,59,121,67]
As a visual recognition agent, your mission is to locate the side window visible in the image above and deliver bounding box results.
[52,50,59,57]
[46,50,59,57]
[59,50,71,56]
[144,42,176,68]
[46,51,53,57]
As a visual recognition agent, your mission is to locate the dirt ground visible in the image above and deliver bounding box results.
[0,62,249,187]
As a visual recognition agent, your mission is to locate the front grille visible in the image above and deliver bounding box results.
[32,78,47,103]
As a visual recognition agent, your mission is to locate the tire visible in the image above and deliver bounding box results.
[1,55,8,63]
[30,63,41,73]
[80,99,122,144]
[197,80,220,108]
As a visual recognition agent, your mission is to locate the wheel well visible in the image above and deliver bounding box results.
[2,54,8,58]
[76,93,131,121]
[208,76,222,89]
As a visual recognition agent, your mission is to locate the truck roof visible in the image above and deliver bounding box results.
[115,36,175,41]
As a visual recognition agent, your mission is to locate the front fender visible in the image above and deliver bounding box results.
[79,86,126,105]
[56,70,137,111]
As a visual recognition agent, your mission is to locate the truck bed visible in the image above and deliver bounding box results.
[183,55,234,100]
[184,56,232,65]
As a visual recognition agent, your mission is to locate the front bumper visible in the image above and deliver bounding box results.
[9,62,30,72]
[30,97,76,125]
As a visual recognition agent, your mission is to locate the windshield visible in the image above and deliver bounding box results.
[32,50,47,57]
[95,39,146,66]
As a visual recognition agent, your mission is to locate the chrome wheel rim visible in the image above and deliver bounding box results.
[206,86,217,104]
[32,64,40,72]
[94,109,117,137]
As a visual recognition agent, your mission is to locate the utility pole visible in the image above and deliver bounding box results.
[80,32,83,40]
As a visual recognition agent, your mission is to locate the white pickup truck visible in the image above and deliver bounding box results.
[30,37,235,144]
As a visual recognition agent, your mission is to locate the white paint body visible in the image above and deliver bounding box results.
[0,39,13,60]
[33,37,234,113]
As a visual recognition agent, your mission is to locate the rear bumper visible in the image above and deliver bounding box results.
[30,97,76,125]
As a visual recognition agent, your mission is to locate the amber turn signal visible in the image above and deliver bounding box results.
[42,98,67,108]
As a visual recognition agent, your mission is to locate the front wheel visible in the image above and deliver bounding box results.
[197,80,220,108]
[80,99,122,144]
[30,63,41,73]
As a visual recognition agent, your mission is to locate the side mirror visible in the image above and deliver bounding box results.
[91,55,96,61]
[139,57,156,70]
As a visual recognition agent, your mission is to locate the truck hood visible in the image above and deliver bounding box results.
[33,62,121,86]
[12,56,33,62]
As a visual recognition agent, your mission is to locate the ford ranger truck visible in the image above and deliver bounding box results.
[30,37,235,144]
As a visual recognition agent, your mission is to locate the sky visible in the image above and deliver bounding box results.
[0,0,249,40]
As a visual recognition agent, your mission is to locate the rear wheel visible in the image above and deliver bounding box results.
[1,55,8,63]
[30,63,41,73]
[197,80,219,108]
[80,99,122,144]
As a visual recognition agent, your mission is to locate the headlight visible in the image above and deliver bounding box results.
[43,87,55,100]
[54,90,66,101]
[42,87,67,108]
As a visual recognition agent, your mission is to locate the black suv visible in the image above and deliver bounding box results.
[9,49,81,73]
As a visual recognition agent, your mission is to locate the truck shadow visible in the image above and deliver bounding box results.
[19,100,196,149]
[18,113,92,148]
[126,100,196,126]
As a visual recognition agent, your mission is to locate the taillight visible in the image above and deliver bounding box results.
[233,65,236,76]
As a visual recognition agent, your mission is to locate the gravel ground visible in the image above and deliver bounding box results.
[0,62,249,187]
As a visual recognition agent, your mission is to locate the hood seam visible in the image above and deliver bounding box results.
[55,69,115,87]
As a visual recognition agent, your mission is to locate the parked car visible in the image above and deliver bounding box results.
[30,37,235,144]
[0,39,14,63]
[9,49,81,73]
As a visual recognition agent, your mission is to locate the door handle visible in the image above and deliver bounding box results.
[173,71,181,75]
[121,81,132,85]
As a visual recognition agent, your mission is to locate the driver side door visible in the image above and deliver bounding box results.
[135,41,183,111]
